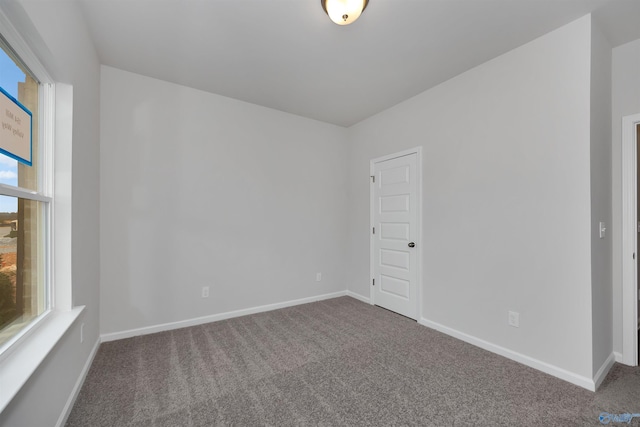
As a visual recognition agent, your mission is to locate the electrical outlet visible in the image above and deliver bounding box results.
[202,286,209,298]
[508,311,519,328]
[316,273,322,282]
[80,322,84,343]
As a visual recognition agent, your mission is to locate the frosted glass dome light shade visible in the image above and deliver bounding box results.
[321,0,369,25]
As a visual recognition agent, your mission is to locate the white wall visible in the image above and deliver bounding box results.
[100,67,349,335]
[612,38,640,355]
[347,16,595,379]
[589,20,613,375]
[0,1,101,426]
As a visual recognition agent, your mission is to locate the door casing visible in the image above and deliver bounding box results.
[622,114,640,366]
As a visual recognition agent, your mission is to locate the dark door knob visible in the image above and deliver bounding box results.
[408,242,415,248]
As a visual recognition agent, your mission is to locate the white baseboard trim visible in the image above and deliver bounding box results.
[56,337,101,427]
[346,290,370,304]
[101,291,348,342]
[593,353,616,391]
[614,351,623,363]
[419,317,597,391]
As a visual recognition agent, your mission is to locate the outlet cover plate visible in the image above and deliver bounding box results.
[508,311,519,328]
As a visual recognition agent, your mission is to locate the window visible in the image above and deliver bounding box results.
[0,37,51,351]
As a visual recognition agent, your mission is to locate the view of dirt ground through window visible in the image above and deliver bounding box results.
[0,42,43,348]
[0,208,18,330]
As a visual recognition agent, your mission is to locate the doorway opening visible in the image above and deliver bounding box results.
[637,122,640,361]
[621,114,640,366]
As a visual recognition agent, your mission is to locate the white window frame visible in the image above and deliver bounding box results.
[0,19,54,362]
[0,6,80,414]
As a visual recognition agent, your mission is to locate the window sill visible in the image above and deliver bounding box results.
[0,305,84,413]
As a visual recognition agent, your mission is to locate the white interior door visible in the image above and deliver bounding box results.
[372,152,418,319]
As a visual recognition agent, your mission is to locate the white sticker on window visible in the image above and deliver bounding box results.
[0,86,31,166]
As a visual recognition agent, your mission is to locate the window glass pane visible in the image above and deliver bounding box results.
[0,195,44,347]
[0,44,39,192]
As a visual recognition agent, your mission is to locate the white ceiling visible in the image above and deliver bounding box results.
[79,0,640,127]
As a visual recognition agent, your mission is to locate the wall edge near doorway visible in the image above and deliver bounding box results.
[346,290,370,304]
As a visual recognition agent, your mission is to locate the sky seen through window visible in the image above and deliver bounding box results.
[0,48,25,212]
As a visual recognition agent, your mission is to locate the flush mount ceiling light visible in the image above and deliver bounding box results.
[321,0,369,25]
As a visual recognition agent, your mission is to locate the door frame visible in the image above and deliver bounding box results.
[621,113,640,366]
[370,147,423,320]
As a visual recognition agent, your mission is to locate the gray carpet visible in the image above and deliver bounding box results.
[66,297,640,426]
